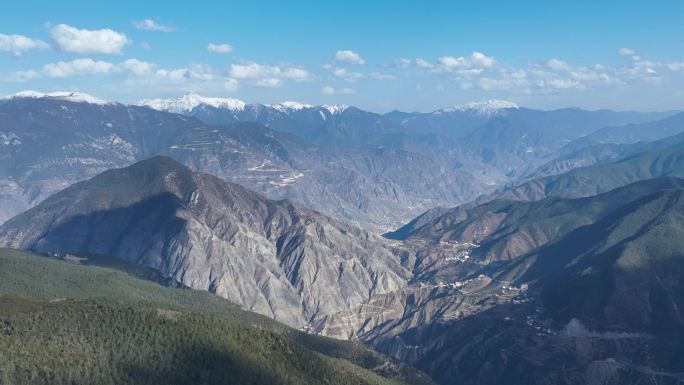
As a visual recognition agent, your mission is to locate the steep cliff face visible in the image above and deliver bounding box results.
[0,156,411,327]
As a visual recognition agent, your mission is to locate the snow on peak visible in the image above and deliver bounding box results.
[269,101,313,112]
[3,90,111,105]
[321,104,350,115]
[138,93,246,114]
[437,100,519,116]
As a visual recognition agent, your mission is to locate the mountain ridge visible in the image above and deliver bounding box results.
[0,156,414,328]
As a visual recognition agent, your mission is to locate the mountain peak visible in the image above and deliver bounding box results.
[437,99,519,116]
[2,90,112,105]
[135,155,187,170]
[138,93,246,114]
[321,104,350,115]
[268,101,313,112]
[0,155,409,328]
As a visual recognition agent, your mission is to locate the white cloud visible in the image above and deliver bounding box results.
[333,50,365,65]
[8,58,157,80]
[229,61,312,86]
[395,58,411,68]
[133,19,175,32]
[415,58,434,69]
[321,86,335,95]
[5,55,240,93]
[255,78,282,87]
[7,70,42,82]
[476,71,530,91]
[0,33,49,57]
[329,66,363,82]
[666,62,684,72]
[436,52,495,75]
[618,47,636,56]
[8,58,221,84]
[42,58,116,77]
[386,58,411,68]
[155,68,188,81]
[615,54,662,83]
[207,43,233,54]
[414,49,665,93]
[281,67,312,81]
[471,52,495,67]
[182,64,216,81]
[547,58,571,71]
[415,53,501,91]
[151,65,217,82]
[369,72,396,80]
[50,24,129,55]
[119,59,155,76]
[230,62,280,79]
[124,69,239,93]
[538,78,583,90]
[224,78,239,91]
[321,86,356,95]
[125,63,239,92]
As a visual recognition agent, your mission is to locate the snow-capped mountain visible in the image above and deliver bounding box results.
[138,93,246,114]
[268,101,313,112]
[436,99,519,116]
[321,104,350,115]
[140,93,347,117]
[2,90,112,105]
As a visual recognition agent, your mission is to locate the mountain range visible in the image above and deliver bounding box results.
[2,90,684,385]
[373,177,684,385]
[3,156,684,384]
[1,91,679,232]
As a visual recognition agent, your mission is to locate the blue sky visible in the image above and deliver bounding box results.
[1,0,684,112]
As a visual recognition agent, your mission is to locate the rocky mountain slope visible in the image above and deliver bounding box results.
[0,157,413,327]
[0,94,493,231]
[369,178,684,385]
[389,177,684,263]
[0,95,202,224]
[2,154,684,385]
[493,142,684,203]
[524,113,684,180]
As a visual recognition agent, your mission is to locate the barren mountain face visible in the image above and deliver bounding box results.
[0,156,414,327]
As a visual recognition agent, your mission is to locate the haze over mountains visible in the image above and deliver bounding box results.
[0,91,678,230]
[2,90,684,385]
